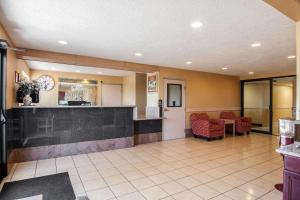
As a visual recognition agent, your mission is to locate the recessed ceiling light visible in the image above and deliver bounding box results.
[191,21,203,28]
[135,52,143,57]
[288,55,296,59]
[222,67,228,70]
[75,70,81,73]
[248,72,254,75]
[185,61,192,65]
[51,67,56,70]
[97,71,103,74]
[58,40,68,45]
[251,43,261,47]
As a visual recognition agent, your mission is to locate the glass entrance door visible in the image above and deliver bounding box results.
[243,80,271,134]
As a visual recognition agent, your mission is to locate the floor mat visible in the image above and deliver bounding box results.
[0,172,76,200]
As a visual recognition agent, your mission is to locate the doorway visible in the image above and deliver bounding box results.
[163,79,186,140]
[241,76,296,135]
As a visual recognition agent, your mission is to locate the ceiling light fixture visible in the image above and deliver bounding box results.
[75,70,81,73]
[58,40,68,45]
[51,67,56,70]
[251,43,261,47]
[185,61,192,65]
[135,52,143,57]
[222,67,228,70]
[97,72,103,74]
[288,55,296,59]
[248,72,254,75]
[191,21,203,28]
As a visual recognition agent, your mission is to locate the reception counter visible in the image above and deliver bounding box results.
[7,106,135,162]
[276,143,300,200]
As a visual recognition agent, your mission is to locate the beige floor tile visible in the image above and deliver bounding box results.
[122,170,145,181]
[221,175,247,187]
[159,181,186,195]
[239,182,271,197]
[206,180,235,193]
[79,171,102,181]
[82,178,107,191]
[224,188,257,200]
[98,167,120,177]
[69,175,82,185]
[149,173,172,185]
[87,187,115,200]
[205,169,228,179]
[104,174,128,186]
[259,189,282,200]
[109,182,136,197]
[165,170,187,180]
[190,185,220,200]
[130,177,155,190]
[179,166,201,176]
[172,190,203,200]
[210,194,233,200]
[139,167,161,176]
[176,176,201,189]
[140,186,169,200]
[72,182,85,195]
[117,191,146,200]
[161,197,175,200]
[192,173,214,183]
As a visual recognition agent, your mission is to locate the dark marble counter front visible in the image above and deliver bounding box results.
[7,107,134,150]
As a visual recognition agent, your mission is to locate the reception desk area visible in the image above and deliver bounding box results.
[6,106,164,163]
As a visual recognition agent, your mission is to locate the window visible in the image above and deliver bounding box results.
[167,84,182,107]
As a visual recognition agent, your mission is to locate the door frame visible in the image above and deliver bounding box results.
[163,78,186,140]
[0,45,8,181]
[241,75,296,135]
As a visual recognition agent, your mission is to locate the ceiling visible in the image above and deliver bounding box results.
[26,60,135,77]
[0,0,296,76]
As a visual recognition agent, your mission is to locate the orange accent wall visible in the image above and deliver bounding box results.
[158,67,241,128]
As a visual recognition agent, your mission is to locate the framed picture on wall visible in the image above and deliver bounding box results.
[15,71,19,83]
[148,74,157,92]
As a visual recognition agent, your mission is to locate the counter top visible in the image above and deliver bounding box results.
[276,142,300,158]
[13,105,136,109]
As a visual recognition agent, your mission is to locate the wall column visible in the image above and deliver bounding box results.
[296,22,300,119]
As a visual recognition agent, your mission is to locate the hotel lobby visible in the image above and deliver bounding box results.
[0,0,300,200]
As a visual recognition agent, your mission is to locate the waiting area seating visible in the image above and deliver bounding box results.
[191,112,252,141]
[190,113,225,140]
[220,111,252,135]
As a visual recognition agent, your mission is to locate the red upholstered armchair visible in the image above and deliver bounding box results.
[190,113,225,140]
[220,112,252,135]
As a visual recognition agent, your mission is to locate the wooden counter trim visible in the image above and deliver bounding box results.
[16,48,159,73]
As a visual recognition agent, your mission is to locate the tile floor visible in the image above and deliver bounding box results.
[1,133,283,200]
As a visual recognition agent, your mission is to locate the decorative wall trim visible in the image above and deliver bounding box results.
[134,132,162,145]
[8,137,134,163]
[186,107,241,113]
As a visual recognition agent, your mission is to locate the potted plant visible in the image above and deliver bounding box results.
[16,80,40,106]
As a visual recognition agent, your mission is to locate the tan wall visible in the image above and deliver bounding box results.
[30,70,123,106]
[122,74,136,105]
[158,67,240,128]
[273,84,294,135]
[0,24,30,108]
[135,73,147,115]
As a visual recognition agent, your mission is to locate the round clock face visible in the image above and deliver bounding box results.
[37,75,55,91]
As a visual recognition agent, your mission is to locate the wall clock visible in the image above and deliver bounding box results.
[37,75,55,91]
